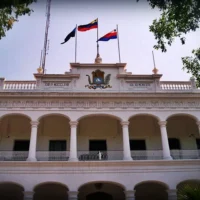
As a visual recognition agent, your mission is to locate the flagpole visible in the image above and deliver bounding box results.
[116,24,121,63]
[75,24,78,63]
[97,18,99,57]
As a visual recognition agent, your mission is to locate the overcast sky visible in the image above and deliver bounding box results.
[0,0,199,81]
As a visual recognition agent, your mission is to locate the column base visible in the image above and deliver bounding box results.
[123,156,133,161]
[26,157,37,162]
[163,156,173,160]
[69,157,78,162]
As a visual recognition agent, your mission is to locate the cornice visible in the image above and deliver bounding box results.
[70,63,127,68]
[0,92,200,99]
[117,74,162,79]
[0,160,199,174]
[34,74,80,79]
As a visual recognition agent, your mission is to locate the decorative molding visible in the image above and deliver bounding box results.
[124,190,135,198]
[158,121,167,127]
[167,189,177,200]
[70,121,78,127]
[121,121,129,127]
[1,99,200,109]
[23,191,34,199]
[0,160,199,174]
[196,121,200,127]
[68,191,79,198]
[30,121,39,127]
[1,92,200,98]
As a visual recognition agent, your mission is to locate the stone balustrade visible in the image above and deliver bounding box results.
[0,150,199,161]
[0,79,198,92]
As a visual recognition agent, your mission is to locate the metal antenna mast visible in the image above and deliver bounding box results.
[42,0,51,74]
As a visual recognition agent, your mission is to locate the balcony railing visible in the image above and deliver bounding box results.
[131,150,163,160]
[1,80,198,92]
[160,81,192,91]
[0,151,28,161]
[36,151,70,161]
[3,81,36,90]
[0,150,199,161]
[171,150,200,160]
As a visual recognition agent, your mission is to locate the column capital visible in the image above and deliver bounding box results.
[158,121,167,127]
[121,121,129,127]
[167,189,177,200]
[23,191,34,199]
[196,121,200,126]
[68,191,79,198]
[124,190,135,199]
[30,121,39,127]
[70,121,78,127]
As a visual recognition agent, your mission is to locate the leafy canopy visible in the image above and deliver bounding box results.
[0,0,36,40]
[137,0,200,87]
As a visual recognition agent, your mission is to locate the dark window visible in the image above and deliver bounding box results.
[168,138,181,150]
[89,140,107,151]
[129,140,146,151]
[13,140,30,151]
[49,140,66,151]
[87,192,113,200]
[196,139,200,150]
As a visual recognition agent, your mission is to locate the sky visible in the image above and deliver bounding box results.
[0,0,199,81]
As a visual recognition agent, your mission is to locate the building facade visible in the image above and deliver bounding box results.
[0,62,200,200]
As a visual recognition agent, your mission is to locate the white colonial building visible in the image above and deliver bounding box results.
[0,61,199,200]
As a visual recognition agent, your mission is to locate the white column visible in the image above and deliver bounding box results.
[23,191,34,200]
[69,121,78,161]
[121,121,132,160]
[68,191,78,200]
[196,121,200,135]
[27,121,39,161]
[124,190,135,200]
[167,189,177,200]
[158,121,172,160]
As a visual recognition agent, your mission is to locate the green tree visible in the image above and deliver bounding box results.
[137,0,200,87]
[177,183,200,200]
[0,0,36,40]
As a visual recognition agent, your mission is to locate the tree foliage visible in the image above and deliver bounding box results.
[137,0,200,86]
[177,182,200,200]
[0,0,36,40]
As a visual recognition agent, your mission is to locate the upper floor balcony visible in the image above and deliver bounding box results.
[0,113,199,162]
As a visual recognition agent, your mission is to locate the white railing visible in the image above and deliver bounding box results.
[78,151,123,161]
[131,150,163,160]
[36,151,70,161]
[0,150,199,161]
[0,151,28,161]
[160,81,192,91]
[3,81,36,90]
[171,150,200,160]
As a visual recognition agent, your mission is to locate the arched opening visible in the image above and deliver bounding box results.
[37,114,70,161]
[78,114,122,160]
[0,114,31,161]
[0,182,24,200]
[177,180,200,200]
[134,181,168,200]
[33,182,68,200]
[78,181,125,200]
[167,115,199,159]
[129,115,161,160]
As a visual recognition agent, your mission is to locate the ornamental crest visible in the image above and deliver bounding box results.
[85,69,112,89]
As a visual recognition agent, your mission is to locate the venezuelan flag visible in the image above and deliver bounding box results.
[78,19,98,32]
[97,30,117,41]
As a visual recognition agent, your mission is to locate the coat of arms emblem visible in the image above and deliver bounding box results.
[85,69,112,89]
